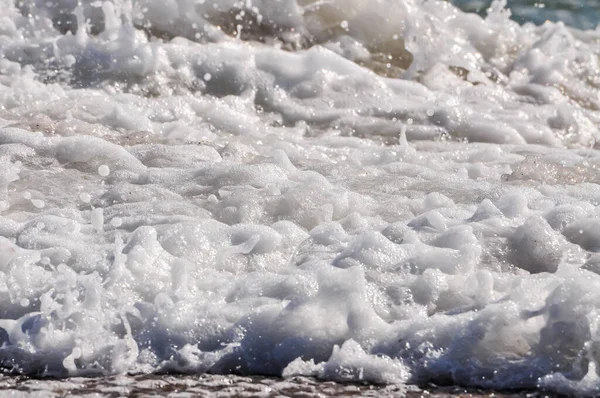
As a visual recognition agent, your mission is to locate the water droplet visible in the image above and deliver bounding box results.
[91,208,104,232]
[72,347,82,359]
[98,165,110,177]
[80,193,91,203]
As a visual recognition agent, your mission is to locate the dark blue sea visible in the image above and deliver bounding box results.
[453,0,600,29]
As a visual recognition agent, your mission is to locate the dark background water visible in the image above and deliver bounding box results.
[451,0,600,29]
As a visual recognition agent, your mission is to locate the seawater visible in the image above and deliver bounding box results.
[453,0,600,29]
[1,0,600,396]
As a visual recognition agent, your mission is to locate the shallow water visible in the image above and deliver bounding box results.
[2,0,600,396]
[0,374,536,397]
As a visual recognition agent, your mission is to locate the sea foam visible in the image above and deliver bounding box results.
[1,0,600,395]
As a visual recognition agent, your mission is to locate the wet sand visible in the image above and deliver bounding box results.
[0,374,550,397]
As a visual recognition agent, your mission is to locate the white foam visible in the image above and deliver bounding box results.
[1,0,600,394]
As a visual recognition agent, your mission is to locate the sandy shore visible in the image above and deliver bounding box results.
[0,374,546,397]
